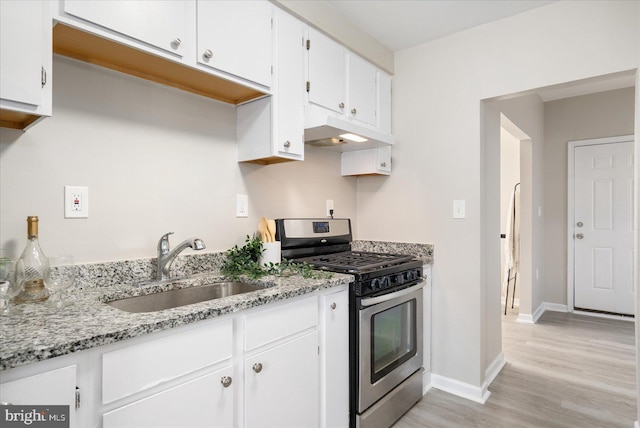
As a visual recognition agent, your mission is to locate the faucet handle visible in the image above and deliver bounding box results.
[158,232,174,254]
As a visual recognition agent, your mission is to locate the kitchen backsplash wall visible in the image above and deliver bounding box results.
[0,56,357,263]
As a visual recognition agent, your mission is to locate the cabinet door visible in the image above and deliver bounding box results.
[348,54,377,127]
[0,0,45,106]
[103,366,234,428]
[64,0,187,57]
[378,71,392,133]
[341,146,391,176]
[0,366,77,428]
[320,289,349,428]
[245,332,319,427]
[197,0,272,87]
[307,28,345,114]
[275,9,305,158]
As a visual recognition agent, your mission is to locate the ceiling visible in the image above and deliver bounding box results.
[325,0,557,52]
[325,0,636,100]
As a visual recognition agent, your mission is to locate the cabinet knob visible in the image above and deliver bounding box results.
[338,102,345,109]
[351,108,357,115]
[330,302,336,310]
[253,362,263,373]
[380,162,387,168]
[203,49,213,59]
[172,38,182,48]
[283,141,291,148]
[220,376,232,388]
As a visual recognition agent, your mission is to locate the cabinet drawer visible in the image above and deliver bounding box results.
[244,296,318,351]
[102,319,232,403]
[103,366,234,428]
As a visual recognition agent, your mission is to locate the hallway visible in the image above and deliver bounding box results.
[395,310,636,427]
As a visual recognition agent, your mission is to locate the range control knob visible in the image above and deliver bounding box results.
[406,270,417,281]
[395,274,405,285]
[380,276,390,289]
[371,278,381,291]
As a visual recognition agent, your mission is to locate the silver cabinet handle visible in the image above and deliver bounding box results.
[220,376,232,388]
[253,363,263,373]
[203,49,213,59]
[338,102,345,109]
[41,67,47,88]
[172,38,182,48]
[380,162,387,168]
[283,141,291,148]
[576,233,584,239]
[351,108,357,115]
[330,302,336,310]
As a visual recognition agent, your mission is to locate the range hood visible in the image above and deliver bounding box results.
[304,116,396,152]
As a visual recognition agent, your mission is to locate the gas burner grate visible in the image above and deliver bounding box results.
[298,251,414,273]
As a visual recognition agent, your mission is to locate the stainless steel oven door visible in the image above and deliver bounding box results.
[357,281,424,412]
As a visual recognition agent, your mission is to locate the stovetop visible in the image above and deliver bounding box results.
[295,251,415,274]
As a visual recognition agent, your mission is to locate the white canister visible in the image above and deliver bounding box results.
[259,241,281,266]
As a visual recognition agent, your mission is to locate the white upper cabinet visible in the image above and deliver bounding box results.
[196,0,272,88]
[348,54,377,127]
[237,7,305,164]
[63,0,187,58]
[307,28,346,114]
[341,146,391,176]
[306,28,391,130]
[0,0,52,130]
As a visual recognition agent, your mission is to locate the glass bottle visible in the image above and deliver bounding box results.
[15,216,50,303]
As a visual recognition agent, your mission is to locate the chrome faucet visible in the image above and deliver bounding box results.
[156,232,206,281]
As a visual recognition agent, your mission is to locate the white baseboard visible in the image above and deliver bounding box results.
[635,420,639,428]
[422,370,432,395]
[484,352,506,387]
[431,374,491,404]
[517,302,567,324]
[542,302,568,313]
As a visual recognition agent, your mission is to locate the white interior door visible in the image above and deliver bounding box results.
[573,139,634,315]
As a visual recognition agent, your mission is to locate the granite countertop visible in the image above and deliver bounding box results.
[0,240,433,372]
[0,271,352,371]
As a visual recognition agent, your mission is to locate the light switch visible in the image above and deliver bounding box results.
[236,194,248,218]
[453,200,465,219]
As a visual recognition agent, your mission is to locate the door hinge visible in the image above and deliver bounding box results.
[306,39,310,50]
[306,81,310,92]
[75,387,80,409]
[271,65,273,75]
[271,17,273,29]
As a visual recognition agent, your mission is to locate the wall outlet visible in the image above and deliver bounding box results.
[65,186,89,218]
[236,194,249,218]
[326,199,334,217]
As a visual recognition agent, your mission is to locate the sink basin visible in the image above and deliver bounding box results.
[107,282,263,313]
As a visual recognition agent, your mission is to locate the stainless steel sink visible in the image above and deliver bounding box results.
[107,282,263,313]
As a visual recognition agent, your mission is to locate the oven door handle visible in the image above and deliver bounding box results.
[360,280,425,307]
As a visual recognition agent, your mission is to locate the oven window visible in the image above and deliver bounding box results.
[370,299,416,383]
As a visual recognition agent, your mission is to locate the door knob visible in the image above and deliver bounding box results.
[576,233,584,239]
[576,221,584,227]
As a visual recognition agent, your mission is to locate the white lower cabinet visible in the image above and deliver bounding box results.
[320,288,349,427]
[0,365,77,428]
[245,332,319,427]
[103,366,234,428]
[0,286,349,427]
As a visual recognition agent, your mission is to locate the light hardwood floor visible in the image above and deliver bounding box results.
[395,309,637,427]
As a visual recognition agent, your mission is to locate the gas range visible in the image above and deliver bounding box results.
[275,218,423,296]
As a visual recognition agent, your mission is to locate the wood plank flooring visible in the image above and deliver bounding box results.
[395,310,637,427]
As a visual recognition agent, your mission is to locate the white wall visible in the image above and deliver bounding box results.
[358,0,639,393]
[0,56,357,263]
[543,87,636,305]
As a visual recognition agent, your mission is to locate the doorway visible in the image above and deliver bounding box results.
[568,135,635,316]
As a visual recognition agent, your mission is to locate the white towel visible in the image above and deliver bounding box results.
[503,184,520,288]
